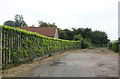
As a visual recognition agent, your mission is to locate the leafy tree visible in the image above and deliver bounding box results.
[14,14,28,27]
[59,29,73,40]
[4,20,16,27]
[58,28,68,39]
[38,21,57,27]
[59,27,109,47]
[63,29,73,40]
[38,21,48,27]
[83,28,92,42]
[4,14,28,27]
[73,34,83,41]
[92,30,109,46]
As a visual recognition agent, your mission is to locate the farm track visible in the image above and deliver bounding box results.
[2,48,118,77]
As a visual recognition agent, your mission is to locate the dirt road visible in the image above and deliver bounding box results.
[3,48,118,77]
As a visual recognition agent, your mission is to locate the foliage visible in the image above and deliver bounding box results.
[1,25,81,69]
[73,34,83,41]
[108,42,119,52]
[3,14,28,27]
[92,31,110,46]
[58,28,68,39]
[112,43,118,52]
[58,28,74,40]
[81,40,93,49]
[82,28,92,41]
[38,21,57,27]
[73,34,93,48]
[14,14,28,27]
[63,29,73,40]
[4,20,16,27]
[59,28,109,47]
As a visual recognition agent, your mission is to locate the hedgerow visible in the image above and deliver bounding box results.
[108,41,120,52]
[1,25,81,69]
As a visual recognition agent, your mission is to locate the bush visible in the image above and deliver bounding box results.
[81,40,92,49]
[112,42,118,52]
[108,42,119,52]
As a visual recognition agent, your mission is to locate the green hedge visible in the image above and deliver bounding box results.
[81,40,93,49]
[108,42,119,52]
[111,42,118,52]
[1,25,81,69]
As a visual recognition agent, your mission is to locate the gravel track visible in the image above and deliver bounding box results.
[3,48,118,77]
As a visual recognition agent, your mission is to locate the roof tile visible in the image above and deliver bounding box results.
[18,27,57,37]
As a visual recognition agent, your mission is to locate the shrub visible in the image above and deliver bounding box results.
[108,42,119,52]
[81,40,92,49]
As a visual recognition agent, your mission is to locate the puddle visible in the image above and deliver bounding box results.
[97,63,104,67]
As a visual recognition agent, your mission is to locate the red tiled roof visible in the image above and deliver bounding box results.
[18,27,57,37]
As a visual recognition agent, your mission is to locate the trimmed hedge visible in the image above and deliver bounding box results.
[1,25,81,69]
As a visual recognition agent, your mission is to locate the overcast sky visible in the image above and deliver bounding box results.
[0,0,119,40]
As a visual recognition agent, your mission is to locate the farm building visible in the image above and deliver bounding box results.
[18,27,59,38]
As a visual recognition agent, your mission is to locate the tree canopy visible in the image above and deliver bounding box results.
[92,30,110,46]
[14,14,28,27]
[73,34,83,41]
[4,20,16,27]
[38,21,57,27]
[3,14,28,27]
[59,28,110,47]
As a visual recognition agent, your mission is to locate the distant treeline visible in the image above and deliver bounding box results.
[58,28,110,47]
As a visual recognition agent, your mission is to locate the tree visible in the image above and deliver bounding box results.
[59,27,109,47]
[92,30,109,46]
[73,34,83,41]
[83,28,92,42]
[14,14,28,27]
[72,28,84,38]
[58,28,68,39]
[62,29,73,40]
[4,20,16,27]
[38,21,57,27]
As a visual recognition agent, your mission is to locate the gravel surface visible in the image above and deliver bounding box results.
[3,48,118,77]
